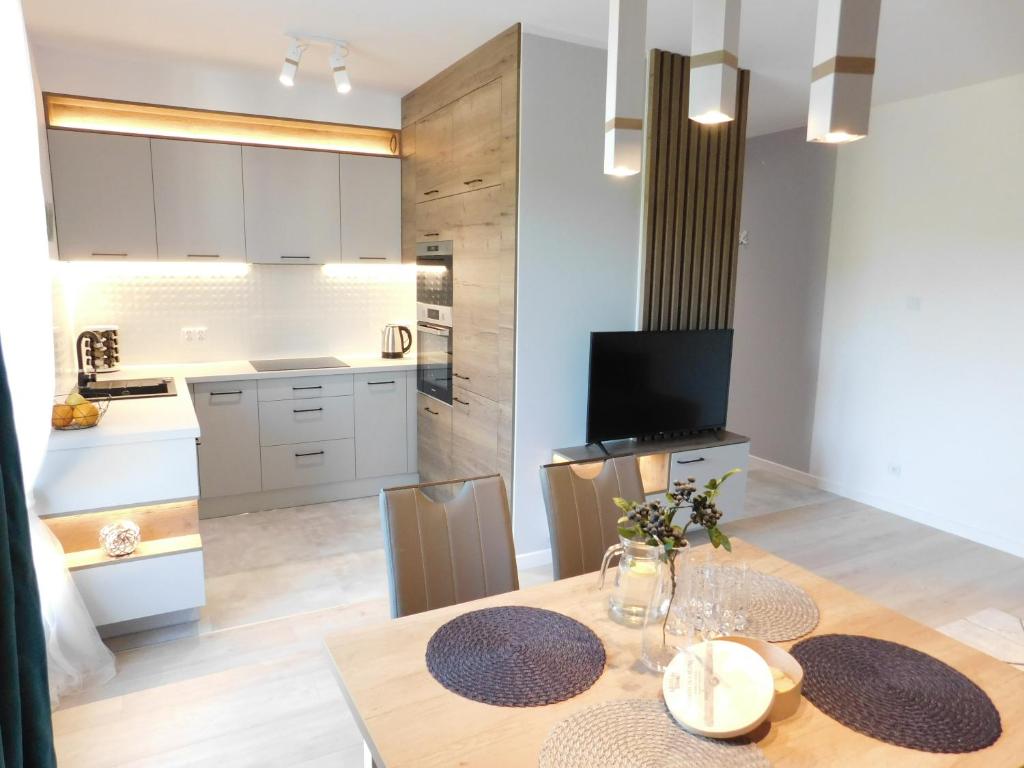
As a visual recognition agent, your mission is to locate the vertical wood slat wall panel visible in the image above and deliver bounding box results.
[641,50,750,332]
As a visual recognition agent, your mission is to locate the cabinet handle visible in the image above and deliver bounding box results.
[90,251,128,258]
[453,397,470,406]
[463,178,483,185]
[358,256,387,260]
[424,232,440,238]
[424,407,439,415]
[453,373,470,380]
[295,450,325,458]
[210,390,243,396]
[187,253,220,259]
[280,255,311,260]
[293,407,323,413]
[368,380,395,386]
[423,189,440,196]
[292,385,323,391]
[676,457,706,465]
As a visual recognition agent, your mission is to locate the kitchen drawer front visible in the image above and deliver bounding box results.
[192,380,262,499]
[257,374,353,401]
[451,387,498,479]
[668,442,749,518]
[261,439,355,491]
[258,396,354,447]
[418,393,452,483]
[72,549,205,626]
[354,373,408,478]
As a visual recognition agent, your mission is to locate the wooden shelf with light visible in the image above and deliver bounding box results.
[44,499,203,571]
[43,93,400,157]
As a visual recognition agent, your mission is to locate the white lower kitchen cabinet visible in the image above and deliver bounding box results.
[259,396,354,446]
[192,368,419,517]
[668,441,750,520]
[192,380,262,498]
[261,439,356,491]
[354,372,409,478]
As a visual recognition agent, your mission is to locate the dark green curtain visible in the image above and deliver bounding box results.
[0,339,56,768]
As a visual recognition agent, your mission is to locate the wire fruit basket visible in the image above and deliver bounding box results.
[52,394,111,430]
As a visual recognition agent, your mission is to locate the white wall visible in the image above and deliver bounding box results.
[514,34,642,559]
[33,39,412,368]
[0,2,58,491]
[31,38,400,128]
[811,72,1024,557]
[729,129,836,472]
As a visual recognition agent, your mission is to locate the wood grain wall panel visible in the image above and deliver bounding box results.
[402,25,519,500]
[641,50,749,332]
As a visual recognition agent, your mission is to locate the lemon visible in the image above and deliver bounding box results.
[66,392,87,406]
[51,404,74,428]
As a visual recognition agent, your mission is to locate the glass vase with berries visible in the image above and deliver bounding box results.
[614,468,741,670]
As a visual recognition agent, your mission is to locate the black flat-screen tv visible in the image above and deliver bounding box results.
[586,329,733,443]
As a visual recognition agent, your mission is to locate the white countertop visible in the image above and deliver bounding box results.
[47,355,417,452]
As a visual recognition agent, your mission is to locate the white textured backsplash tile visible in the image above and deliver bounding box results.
[59,263,416,364]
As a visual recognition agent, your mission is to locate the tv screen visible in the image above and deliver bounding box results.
[586,329,734,443]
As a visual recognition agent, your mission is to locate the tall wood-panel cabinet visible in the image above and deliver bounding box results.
[404,26,519,498]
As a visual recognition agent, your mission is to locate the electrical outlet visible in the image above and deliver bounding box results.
[181,326,208,343]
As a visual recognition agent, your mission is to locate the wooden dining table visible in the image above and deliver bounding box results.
[325,538,1024,767]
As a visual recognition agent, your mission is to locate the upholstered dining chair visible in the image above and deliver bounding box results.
[379,474,519,619]
[540,456,646,580]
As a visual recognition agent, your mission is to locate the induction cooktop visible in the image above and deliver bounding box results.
[249,357,349,372]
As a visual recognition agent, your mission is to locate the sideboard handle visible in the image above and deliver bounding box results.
[676,457,706,465]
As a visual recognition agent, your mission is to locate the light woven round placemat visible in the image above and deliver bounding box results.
[538,699,772,768]
[425,606,605,707]
[743,571,819,642]
[792,634,1002,753]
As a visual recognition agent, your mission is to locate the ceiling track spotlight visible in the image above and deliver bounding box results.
[278,34,353,95]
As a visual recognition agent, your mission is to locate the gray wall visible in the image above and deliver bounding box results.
[513,33,642,558]
[727,128,836,472]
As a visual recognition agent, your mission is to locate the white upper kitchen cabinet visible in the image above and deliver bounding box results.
[151,139,246,262]
[340,155,401,264]
[48,129,158,260]
[242,146,341,264]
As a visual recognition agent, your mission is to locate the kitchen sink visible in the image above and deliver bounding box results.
[79,378,177,400]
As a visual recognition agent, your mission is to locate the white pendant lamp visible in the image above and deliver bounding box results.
[807,0,881,143]
[604,0,648,177]
[689,0,742,124]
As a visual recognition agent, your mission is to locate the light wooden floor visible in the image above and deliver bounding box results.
[52,468,1024,767]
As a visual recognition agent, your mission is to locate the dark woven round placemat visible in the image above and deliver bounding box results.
[425,606,605,707]
[538,699,772,768]
[791,634,1002,753]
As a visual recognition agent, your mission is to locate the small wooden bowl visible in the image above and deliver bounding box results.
[720,635,804,721]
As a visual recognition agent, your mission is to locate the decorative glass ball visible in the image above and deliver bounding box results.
[99,520,141,557]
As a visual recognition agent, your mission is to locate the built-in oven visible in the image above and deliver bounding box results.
[416,240,454,404]
[417,303,453,404]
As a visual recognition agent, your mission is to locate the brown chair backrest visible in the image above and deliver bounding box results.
[380,474,519,618]
[540,456,646,580]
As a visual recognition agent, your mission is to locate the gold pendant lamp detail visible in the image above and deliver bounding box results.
[807,0,882,143]
[604,0,648,176]
[688,0,743,125]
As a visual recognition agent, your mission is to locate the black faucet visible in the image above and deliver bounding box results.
[76,330,105,389]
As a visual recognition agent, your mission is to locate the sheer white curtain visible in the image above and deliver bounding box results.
[2,0,115,708]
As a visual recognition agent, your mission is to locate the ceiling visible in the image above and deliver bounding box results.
[22,0,1024,136]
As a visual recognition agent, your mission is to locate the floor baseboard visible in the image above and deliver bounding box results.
[516,547,552,570]
[748,455,822,488]
[750,454,1024,560]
